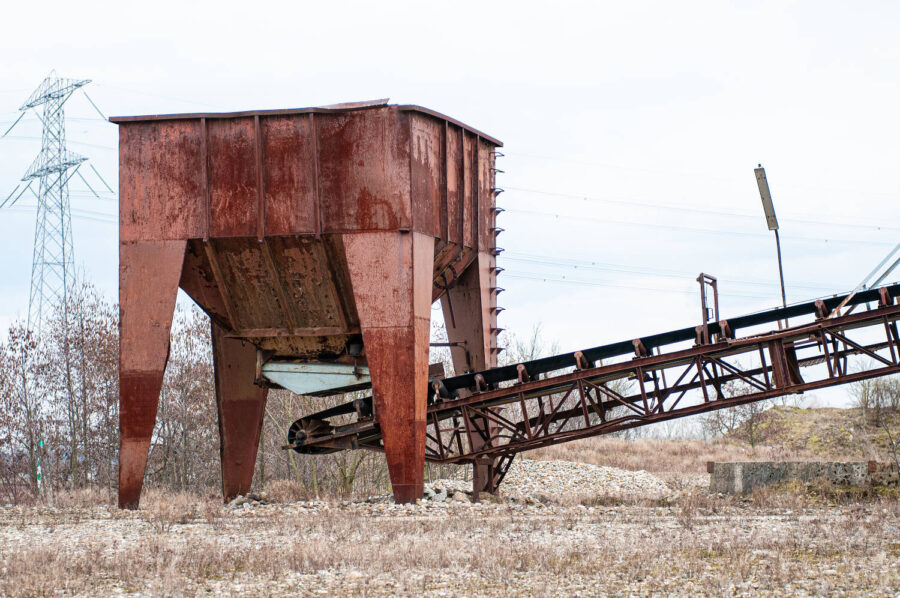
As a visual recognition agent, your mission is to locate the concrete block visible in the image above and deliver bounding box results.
[709,461,873,494]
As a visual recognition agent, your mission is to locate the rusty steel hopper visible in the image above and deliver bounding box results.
[111,100,502,506]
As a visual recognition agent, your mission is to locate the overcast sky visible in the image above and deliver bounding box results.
[2,1,899,408]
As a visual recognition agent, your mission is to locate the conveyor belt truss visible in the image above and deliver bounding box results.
[286,283,900,494]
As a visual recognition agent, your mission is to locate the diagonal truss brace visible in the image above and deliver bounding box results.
[290,296,900,474]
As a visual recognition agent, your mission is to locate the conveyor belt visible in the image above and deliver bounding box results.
[284,283,900,498]
[287,282,900,426]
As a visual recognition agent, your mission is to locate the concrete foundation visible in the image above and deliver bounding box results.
[708,461,885,494]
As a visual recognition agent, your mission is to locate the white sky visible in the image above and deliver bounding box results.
[2,0,899,408]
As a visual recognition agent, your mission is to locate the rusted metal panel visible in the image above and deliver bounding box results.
[118,239,186,508]
[266,236,348,330]
[119,240,187,372]
[462,131,475,248]
[342,231,417,328]
[318,108,411,233]
[207,237,284,329]
[207,117,259,237]
[212,324,269,501]
[119,122,204,242]
[477,138,495,251]
[446,125,463,246]
[343,231,433,502]
[409,113,442,237]
[179,240,232,329]
[261,115,318,235]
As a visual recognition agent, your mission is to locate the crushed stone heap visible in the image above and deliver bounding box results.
[367,458,673,504]
[501,458,672,501]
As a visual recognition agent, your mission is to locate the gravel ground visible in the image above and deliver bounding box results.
[0,498,898,596]
[0,462,897,597]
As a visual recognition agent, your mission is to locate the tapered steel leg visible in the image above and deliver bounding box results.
[344,231,433,503]
[118,240,186,509]
[441,251,500,496]
[211,323,269,501]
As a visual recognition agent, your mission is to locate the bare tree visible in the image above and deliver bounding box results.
[851,374,900,427]
[38,282,118,490]
[148,304,218,491]
[700,380,775,447]
[499,323,560,366]
[0,324,47,499]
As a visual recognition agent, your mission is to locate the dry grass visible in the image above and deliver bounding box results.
[0,489,897,597]
[2,417,897,596]
[264,479,310,503]
[48,487,114,509]
[527,436,819,473]
[527,408,900,476]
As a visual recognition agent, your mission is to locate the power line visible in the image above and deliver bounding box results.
[503,185,900,233]
[1,135,117,151]
[7,203,116,223]
[502,151,900,200]
[501,206,895,247]
[501,272,774,300]
[500,253,840,292]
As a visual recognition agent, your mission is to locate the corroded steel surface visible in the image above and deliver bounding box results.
[118,239,185,509]
[211,324,269,501]
[288,286,900,480]
[113,103,501,506]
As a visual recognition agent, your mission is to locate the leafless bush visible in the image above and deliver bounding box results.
[676,488,702,529]
[141,488,207,532]
[265,479,309,503]
[852,373,900,427]
[53,486,113,509]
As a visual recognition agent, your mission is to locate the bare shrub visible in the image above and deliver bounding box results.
[53,486,113,509]
[676,488,702,529]
[265,479,308,503]
[141,488,205,532]
[852,374,900,427]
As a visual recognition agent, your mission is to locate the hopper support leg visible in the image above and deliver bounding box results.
[344,231,433,503]
[118,240,186,509]
[441,251,501,497]
[212,324,269,502]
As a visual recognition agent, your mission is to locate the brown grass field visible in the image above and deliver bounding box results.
[1,429,899,597]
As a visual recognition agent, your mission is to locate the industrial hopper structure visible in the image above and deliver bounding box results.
[113,100,900,508]
[111,100,503,507]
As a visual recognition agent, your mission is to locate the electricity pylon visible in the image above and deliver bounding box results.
[1,71,91,337]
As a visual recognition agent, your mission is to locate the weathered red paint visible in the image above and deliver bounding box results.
[211,324,269,501]
[118,239,185,509]
[112,103,501,506]
[441,251,501,495]
[343,231,433,502]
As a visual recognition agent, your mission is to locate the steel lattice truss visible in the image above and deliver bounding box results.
[6,72,90,336]
[421,301,900,462]
[289,287,900,491]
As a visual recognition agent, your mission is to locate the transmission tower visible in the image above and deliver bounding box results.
[1,72,91,337]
